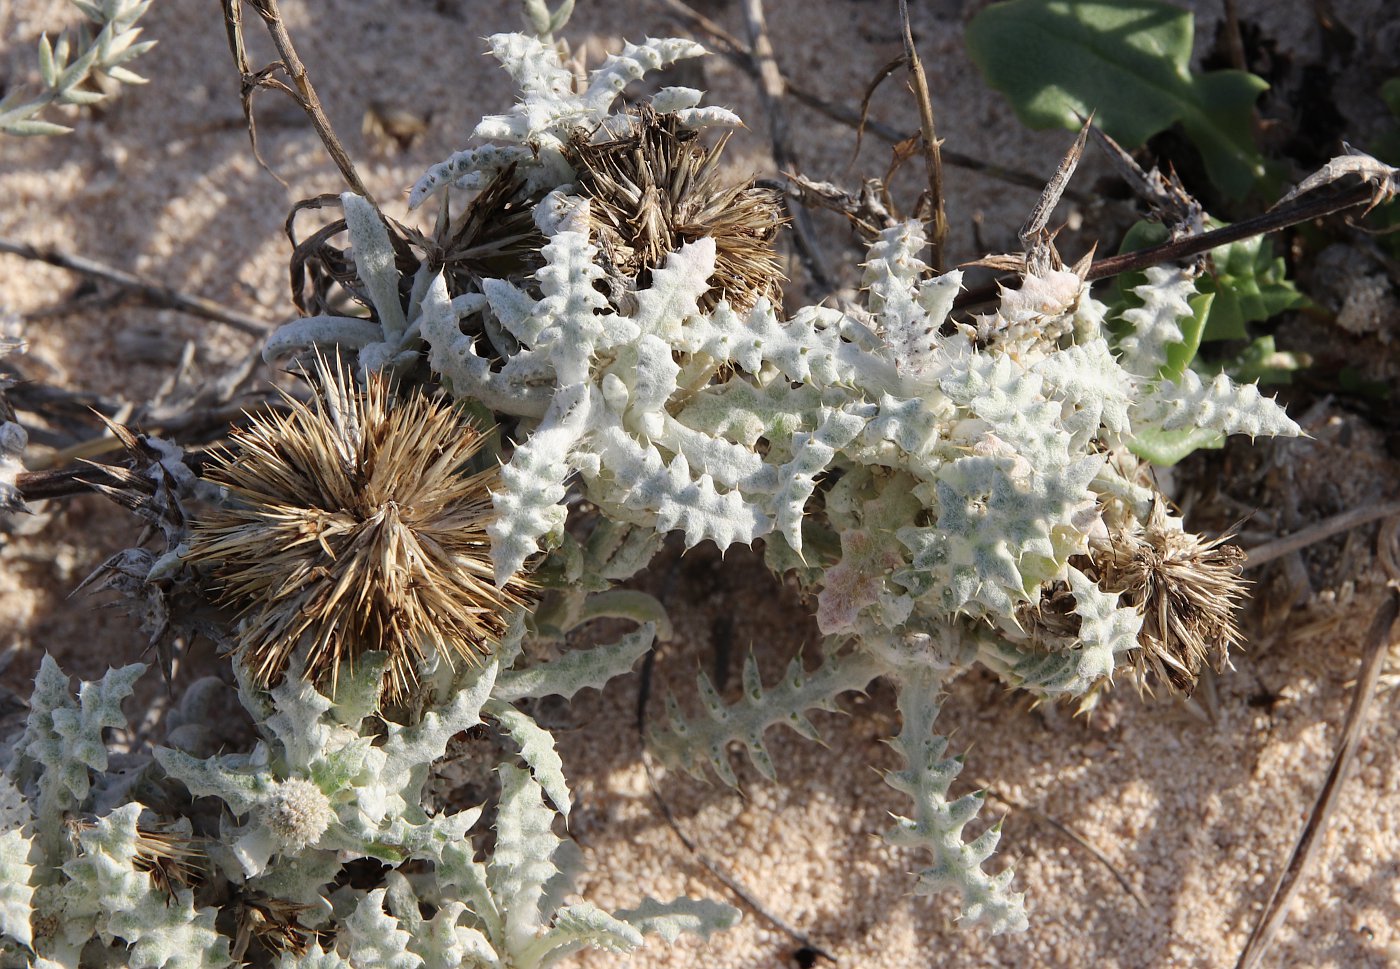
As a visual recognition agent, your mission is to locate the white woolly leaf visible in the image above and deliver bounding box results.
[344,889,423,969]
[488,382,593,582]
[0,823,34,947]
[408,145,530,210]
[1133,369,1301,441]
[489,765,560,954]
[64,804,231,968]
[978,569,1141,696]
[275,944,355,969]
[536,903,643,960]
[493,623,654,703]
[18,657,144,814]
[341,193,408,347]
[650,648,880,785]
[1116,265,1198,376]
[486,702,571,821]
[884,670,1028,935]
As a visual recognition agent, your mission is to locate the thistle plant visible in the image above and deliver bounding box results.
[4,1,1357,962]
[1,624,732,966]
[257,19,1304,935]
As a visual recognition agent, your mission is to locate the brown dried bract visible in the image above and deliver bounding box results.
[188,358,533,704]
[1090,499,1247,694]
[569,106,786,312]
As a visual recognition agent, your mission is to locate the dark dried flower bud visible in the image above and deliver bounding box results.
[1091,499,1247,694]
[570,105,787,312]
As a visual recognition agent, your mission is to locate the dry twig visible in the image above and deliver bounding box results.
[1244,500,1400,571]
[222,0,372,202]
[953,177,1394,310]
[0,238,270,337]
[1233,588,1399,969]
[897,0,946,268]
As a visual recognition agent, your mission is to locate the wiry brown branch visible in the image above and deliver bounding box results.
[898,0,946,269]
[222,0,372,203]
[0,238,270,336]
[953,178,1390,310]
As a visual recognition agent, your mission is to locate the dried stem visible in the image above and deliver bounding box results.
[953,179,1387,309]
[0,237,270,336]
[898,0,946,269]
[740,0,832,294]
[1244,500,1400,571]
[222,0,372,204]
[1233,590,1399,969]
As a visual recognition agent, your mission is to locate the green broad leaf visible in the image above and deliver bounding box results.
[1108,220,1303,376]
[1197,234,1306,340]
[1224,335,1306,385]
[966,0,1268,197]
[1161,291,1213,382]
[1127,424,1224,466]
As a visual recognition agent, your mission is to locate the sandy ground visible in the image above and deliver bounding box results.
[2,0,1399,966]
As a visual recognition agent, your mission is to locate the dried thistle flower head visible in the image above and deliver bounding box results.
[1091,499,1247,694]
[234,894,316,960]
[570,105,786,311]
[66,817,205,894]
[189,358,532,704]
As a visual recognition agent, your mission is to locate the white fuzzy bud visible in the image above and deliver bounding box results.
[259,778,334,852]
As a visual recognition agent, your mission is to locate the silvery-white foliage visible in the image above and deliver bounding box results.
[409,32,738,208]
[373,26,1298,932]
[0,633,731,967]
[5,10,1308,960]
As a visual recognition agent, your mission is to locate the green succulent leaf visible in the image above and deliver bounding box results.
[1197,234,1307,340]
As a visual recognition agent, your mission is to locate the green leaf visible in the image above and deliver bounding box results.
[1161,291,1212,382]
[1197,234,1307,340]
[966,0,1268,197]
[1225,335,1306,385]
[1127,425,1225,465]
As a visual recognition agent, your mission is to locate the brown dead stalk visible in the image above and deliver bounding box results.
[897,0,946,269]
[221,0,372,203]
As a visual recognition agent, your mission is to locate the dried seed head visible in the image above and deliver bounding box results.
[189,359,533,704]
[65,817,205,893]
[1091,500,1247,694]
[235,894,316,960]
[570,105,786,312]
